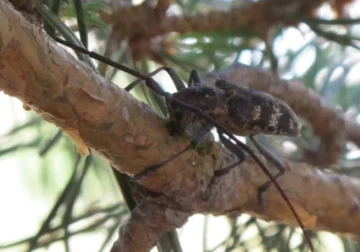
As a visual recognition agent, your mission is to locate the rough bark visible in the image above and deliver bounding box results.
[101,0,360,168]
[1,1,360,252]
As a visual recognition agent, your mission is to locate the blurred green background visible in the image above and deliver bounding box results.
[1,0,360,251]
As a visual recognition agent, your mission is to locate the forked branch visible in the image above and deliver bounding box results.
[1,1,360,251]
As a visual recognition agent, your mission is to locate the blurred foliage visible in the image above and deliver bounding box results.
[2,0,360,251]
[60,1,108,29]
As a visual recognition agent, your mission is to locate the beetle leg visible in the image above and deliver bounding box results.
[166,69,205,136]
[216,132,246,176]
[249,135,285,176]
[124,66,188,92]
[124,66,170,92]
[127,68,213,179]
[217,131,285,213]
[188,69,202,87]
[134,141,195,180]
[214,160,243,177]
[134,125,215,180]
[249,135,285,213]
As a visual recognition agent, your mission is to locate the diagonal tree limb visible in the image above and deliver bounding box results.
[1,1,360,251]
[102,0,359,168]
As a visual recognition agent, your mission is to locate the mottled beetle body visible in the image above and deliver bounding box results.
[170,78,300,139]
[53,38,313,251]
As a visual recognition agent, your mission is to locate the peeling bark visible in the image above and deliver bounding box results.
[1,1,360,252]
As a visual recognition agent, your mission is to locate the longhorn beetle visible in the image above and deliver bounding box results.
[53,37,314,251]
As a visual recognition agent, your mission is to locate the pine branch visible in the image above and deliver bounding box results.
[100,0,356,65]
[101,0,328,40]
[1,1,360,251]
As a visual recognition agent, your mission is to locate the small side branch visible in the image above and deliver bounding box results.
[111,202,190,252]
[1,2,360,251]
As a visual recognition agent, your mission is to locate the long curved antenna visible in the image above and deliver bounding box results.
[53,36,149,80]
[168,97,314,252]
[53,37,313,251]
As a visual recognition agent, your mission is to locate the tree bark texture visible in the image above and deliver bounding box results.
[1,1,360,251]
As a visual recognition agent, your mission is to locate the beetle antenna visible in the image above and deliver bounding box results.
[168,97,314,252]
[53,37,313,251]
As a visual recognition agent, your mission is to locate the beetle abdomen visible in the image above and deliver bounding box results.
[228,95,299,136]
[215,80,300,137]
